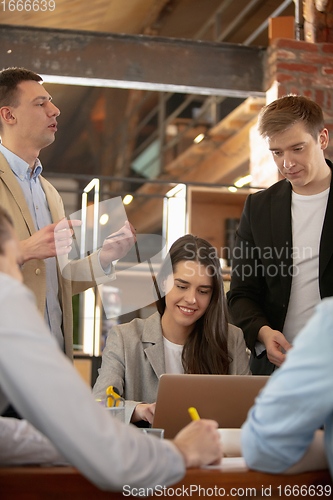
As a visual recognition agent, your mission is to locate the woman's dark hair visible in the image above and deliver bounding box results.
[156,234,230,375]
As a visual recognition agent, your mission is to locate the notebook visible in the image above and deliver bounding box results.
[152,374,269,439]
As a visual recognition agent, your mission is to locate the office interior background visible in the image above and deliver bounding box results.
[1,0,333,384]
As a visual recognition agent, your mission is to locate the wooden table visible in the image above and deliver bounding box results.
[0,465,331,499]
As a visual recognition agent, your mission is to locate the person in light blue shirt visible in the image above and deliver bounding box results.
[0,67,135,359]
[0,144,65,349]
[0,205,223,487]
[241,298,333,476]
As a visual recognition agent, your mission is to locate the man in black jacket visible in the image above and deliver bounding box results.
[227,95,333,375]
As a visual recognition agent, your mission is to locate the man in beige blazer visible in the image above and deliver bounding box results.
[0,67,135,359]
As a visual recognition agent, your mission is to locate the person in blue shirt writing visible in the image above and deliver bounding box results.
[0,205,223,489]
[241,298,332,476]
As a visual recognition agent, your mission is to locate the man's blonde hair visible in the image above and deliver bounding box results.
[258,95,325,140]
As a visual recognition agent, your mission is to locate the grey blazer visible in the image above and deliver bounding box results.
[93,312,251,422]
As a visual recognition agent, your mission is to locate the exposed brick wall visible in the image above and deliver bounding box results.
[251,38,333,184]
[265,38,333,160]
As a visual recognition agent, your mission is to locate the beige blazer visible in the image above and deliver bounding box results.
[0,153,107,358]
[93,311,251,422]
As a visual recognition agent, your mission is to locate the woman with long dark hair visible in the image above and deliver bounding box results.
[93,235,250,424]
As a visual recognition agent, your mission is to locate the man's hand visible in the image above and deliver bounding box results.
[20,219,82,263]
[258,325,292,367]
[173,419,223,468]
[99,221,136,269]
[131,403,156,424]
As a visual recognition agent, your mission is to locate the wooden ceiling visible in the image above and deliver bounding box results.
[1,0,293,41]
[0,0,296,231]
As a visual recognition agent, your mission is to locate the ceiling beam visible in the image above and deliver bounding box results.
[0,24,265,97]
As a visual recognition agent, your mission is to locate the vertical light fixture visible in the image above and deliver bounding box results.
[163,184,187,254]
[81,179,101,356]
[82,288,95,356]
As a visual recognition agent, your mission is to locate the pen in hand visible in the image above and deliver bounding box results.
[188,407,200,421]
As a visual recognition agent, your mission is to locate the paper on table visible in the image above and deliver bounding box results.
[203,457,248,471]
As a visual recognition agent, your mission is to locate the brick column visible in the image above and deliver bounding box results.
[250,38,333,187]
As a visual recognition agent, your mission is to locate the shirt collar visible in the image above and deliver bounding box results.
[0,143,43,181]
[32,158,43,179]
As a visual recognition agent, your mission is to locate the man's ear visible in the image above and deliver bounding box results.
[0,106,16,126]
[319,128,329,150]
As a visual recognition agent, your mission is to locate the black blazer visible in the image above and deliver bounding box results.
[227,159,333,374]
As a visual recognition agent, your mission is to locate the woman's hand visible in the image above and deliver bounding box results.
[131,403,156,424]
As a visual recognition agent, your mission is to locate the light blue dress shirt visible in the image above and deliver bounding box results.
[0,144,64,351]
[0,272,186,487]
[241,297,333,476]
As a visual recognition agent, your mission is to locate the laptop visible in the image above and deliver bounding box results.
[152,374,269,439]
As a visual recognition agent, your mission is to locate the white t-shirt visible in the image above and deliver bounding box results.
[163,336,184,374]
[282,187,329,344]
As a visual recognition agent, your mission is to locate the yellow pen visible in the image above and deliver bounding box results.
[188,407,200,421]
